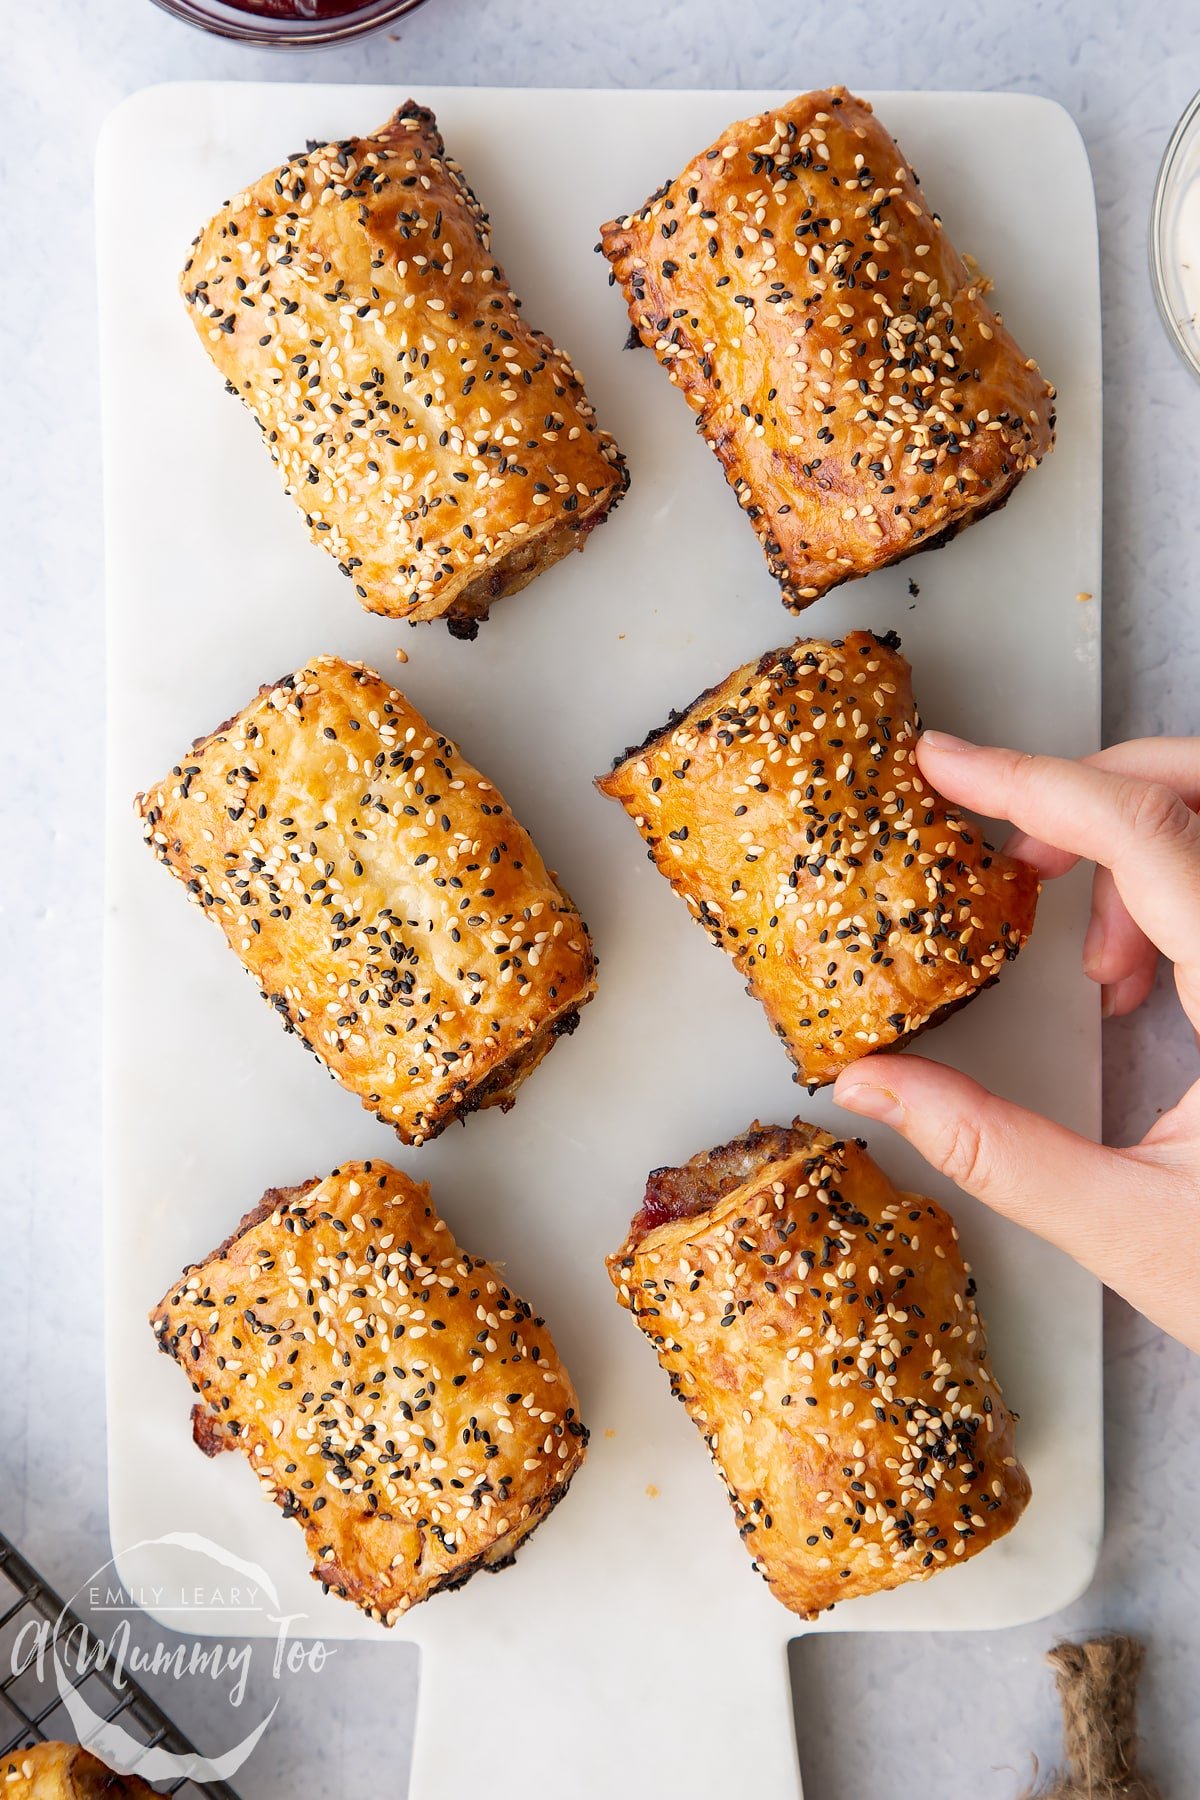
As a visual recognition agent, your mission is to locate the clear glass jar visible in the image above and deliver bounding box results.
[147,0,429,47]
[1150,89,1200,382]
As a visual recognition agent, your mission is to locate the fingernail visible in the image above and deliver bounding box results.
[836,1081,906,1125]
[919,730,976,754]
[1082,914,1106,977]
[1101,984,1117,1020]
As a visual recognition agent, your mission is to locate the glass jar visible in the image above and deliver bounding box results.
[147,0,429,47]
[1150,89,1200,382]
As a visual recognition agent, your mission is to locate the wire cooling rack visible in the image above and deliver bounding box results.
[0,1531,241,1796]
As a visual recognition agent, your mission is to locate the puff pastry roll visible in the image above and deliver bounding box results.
[599,88,1054,609]
[609,1123,1029,1617]
[137,655,595,1144]
[181,100,627,636]
[2,1746,154,1799]
[598,631,1037,1087]
[153,1161,588,1623]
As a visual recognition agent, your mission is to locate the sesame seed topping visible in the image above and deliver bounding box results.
[597,630,1038,1088]
[152,1161,588,1622]
[181,101,627,636]
[607,1122,1029,1618]
[136,656,596,1145]
[597,87,1054,611]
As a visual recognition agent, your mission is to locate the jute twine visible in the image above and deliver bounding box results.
[1024,1637,1162,1799]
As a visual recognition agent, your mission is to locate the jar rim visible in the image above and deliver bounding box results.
[145,0,429,47]
[1149,87,1200,384]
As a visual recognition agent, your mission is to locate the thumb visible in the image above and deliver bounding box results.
[832,1055,1170,1302]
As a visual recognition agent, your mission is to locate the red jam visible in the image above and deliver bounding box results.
[222,0,376,15]
[630,1168,715,1238]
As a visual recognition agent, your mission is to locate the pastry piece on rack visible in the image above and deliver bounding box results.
[137,655,595,1144]
[597,630,1038,1087]
[599,87,1054,609]
[181,100,627,636]
[153,1160,588,1624]
[1,1745,155,1798]
[608,1122,1030,1617]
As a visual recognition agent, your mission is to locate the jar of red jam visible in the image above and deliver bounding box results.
[148,0,428,45]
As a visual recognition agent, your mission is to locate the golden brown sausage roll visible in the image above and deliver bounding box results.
[181,100,628,636]
[152,1161,588,1623]
[2,1745,155,1799]
[599,87,1054,609]
[609,1122,1029,1617]
[597,630,1037,1087]
[137,655,595,1144]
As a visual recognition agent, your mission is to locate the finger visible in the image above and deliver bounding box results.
[916,734,1200,1013]
[1102,970,1156,1018]
[1001,844,1159,1013]
[1087,737,1200,801]
[997,851,1159,1014]
[1083,865,1158,1001]
[1001,739,1200,875]
[1000,830,1077,877]
[833,1056,1199,1346]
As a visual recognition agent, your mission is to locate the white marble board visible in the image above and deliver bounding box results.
[99,84,1102,1800]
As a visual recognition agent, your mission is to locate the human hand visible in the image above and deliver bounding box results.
[833,733,1200,1353]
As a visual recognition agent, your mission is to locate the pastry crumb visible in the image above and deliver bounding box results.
[1076,591,1093,603]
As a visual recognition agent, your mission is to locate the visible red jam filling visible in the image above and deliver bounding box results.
[628,1127,807,1242]
[223,0,375,17]
[631,1165,742,1238]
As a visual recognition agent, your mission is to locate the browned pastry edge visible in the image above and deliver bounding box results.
[228,981,587,1144]
[443,490,616,638]
[312,1461,578,1605]
[171,1181,321,1463]
[451,1005,584,1115]
[785,482,1018,613]
[778,973,999,1094]
[604,629,903,771]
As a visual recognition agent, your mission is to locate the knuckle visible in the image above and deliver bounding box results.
[1005,750,1057,805]
[936,1113,991,1191]
[1123,779,1193,846]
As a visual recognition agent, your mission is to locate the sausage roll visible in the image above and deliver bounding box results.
[181,100,628,636]
[597,631,1038,1087]
[599,88,1054,609]
[137,655,595,1144]
[2,1746,155,1799]
[609,1122,1029,1617]
[152,1161,588,1623]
